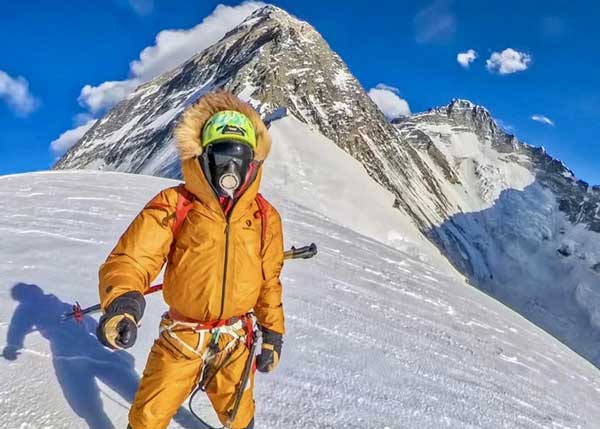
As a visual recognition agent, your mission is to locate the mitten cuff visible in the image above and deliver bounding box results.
[261,326,283,354]
[106,291,146,322]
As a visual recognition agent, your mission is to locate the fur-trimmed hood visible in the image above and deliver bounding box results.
[175,90,271,162]
[174,90,270,217]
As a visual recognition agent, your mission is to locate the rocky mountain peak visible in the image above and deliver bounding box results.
[223,4,316,45]
[53,3,399,182]
[448,98,476,109]
[446,98,493,122]
[249,4,283,15]
[245,4,304,24]
[426,98,503,141]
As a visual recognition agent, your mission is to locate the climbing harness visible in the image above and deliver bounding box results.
[159,311,260,429]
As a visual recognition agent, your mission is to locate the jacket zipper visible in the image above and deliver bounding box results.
[214,168,259,320]
[217,193,246,320]
[218,220,230,320]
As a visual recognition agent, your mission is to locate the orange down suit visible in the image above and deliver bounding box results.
[98,91,285,429]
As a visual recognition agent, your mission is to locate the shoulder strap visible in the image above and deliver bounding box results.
[254,193,270,254]
[173,185,195,235]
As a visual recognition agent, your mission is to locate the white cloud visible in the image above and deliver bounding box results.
[78,1,265,114]
[374,83,401,93]
[50,118,98,156]
[73,112,96,126]
[0,70,38,117]
[486,48,532,75]
[531,114,555,126]
[457,49,477,68]
[78,79,140,114]
[131,2,265,81]
[55,1,265,156]
[368,84,411,120]
[414,0,456,44]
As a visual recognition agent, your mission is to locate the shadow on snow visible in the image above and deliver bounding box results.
[1,283,197,429]
[426,183,600,366]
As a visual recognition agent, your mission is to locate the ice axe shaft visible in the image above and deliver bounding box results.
[62,243,317,322]
[61,284,163,322]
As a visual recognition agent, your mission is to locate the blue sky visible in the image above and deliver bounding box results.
[1,0,599,184]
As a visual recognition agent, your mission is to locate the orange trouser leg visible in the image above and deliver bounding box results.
[128,316,255,429]
[206,342,256,429]
[128,334,202,429]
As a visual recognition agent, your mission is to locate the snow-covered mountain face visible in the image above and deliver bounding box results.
[395,100,600,365]
[55,5,385,176]
[54,6,600,366]
[3,171,600,428]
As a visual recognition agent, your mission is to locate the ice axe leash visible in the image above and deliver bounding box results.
[61,243,317,323]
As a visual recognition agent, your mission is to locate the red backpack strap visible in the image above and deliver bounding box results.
[254,193,270,254]
[173,185,194,235]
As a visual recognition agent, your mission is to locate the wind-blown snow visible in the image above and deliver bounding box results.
[1,170,600,429]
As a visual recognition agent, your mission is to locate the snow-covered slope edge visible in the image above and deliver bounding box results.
[2,170,600,429]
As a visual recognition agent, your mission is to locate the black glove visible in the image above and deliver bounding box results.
[256,327,283,373]
[97,291,145,350]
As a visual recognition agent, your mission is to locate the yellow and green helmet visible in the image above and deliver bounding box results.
[201,110,257,150]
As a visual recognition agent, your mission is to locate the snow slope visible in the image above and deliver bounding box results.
[2,170,600,429]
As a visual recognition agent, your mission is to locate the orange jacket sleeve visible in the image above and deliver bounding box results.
[255,204,285,334]
[99,188,176,311]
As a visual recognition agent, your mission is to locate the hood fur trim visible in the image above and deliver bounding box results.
[175,90,271,162]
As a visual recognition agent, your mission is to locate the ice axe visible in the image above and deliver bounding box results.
[62,243,317,323]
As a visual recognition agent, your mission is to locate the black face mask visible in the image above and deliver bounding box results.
[199,141,254,198]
